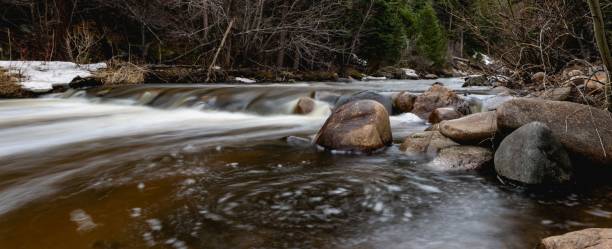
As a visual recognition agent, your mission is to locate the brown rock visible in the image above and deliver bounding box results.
[428,146,493,171]
[315,100,391,152]
[585,71,608,92]
[496,98,612,165]
[400,131,458,156]
[537,228,612,249]
[424,74,438,79]
[412,85,465,119]
[294,97,315,114]
[393,91,417,114]
[428,107,463,124]
[539,87,572,101]
[439,111,497,144]
[532,72,546,84]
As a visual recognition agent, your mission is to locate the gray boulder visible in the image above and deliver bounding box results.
[495,122,573,184]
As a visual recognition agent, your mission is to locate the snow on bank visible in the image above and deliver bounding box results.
[0,61,106,93]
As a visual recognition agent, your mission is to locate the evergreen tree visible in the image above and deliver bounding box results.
[415,1,447,66]
[354,0,408,70]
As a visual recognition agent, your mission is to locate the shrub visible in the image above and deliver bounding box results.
[95,61,146,85]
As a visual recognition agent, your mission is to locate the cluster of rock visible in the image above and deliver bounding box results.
[310,83,611,184]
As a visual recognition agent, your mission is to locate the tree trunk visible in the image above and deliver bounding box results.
[587,0,612,111]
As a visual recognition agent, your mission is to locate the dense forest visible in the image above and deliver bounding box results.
[0,0,609,74]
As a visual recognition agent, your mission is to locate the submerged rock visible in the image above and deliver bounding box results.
[335,91,393,114]
[392,91,417,114]
[439,111,497,145]
[315,100,391,152]
[497,98,612,166]
[294,97,315,115]
[537,228,612,249]
[495,122,573,185]
[400,131,458,157]
[428,146,493,171]
[412,85,465,119]
[428,107,463,124]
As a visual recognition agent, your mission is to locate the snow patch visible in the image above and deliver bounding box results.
[0,61,106,93]
[234,77,256,83]
[402,68,419,79]
[363,76,387,81]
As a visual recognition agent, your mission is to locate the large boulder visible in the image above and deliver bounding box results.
[335,91,393,114]
[393,91,417,114]
[497,98,612,166]
[495,122,573,184]
[428,146,493,171]
[428,107,463,124]
[537,228,612,249]
[439,111,497,144]
[400,131,458,157]
[412,85,465,119]
[315,100,392,152]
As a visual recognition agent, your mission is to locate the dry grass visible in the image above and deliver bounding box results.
[95,61,146,85]
[0,69,32,98]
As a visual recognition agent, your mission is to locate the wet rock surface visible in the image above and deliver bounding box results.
[428,146,493,171]
[495,122,573,185]
[392,91,417,114]
[439,111,497,145]
[335,91,393,115]
[294,97,316,114]
[537,228,612,249]
[428,107,463,124]
[316,100,392,152]
[496,98,612,166]
[412,85,465,119]
[400,131,458,157]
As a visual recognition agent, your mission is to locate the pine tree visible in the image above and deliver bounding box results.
[354,0,408,70]
[415,1,447,66]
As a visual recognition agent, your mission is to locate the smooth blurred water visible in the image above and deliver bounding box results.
[0,80,610,249]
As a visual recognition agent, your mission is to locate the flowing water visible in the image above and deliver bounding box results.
[0,79,611,249]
